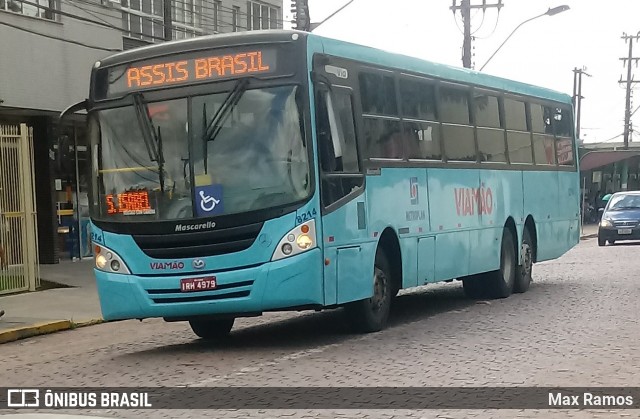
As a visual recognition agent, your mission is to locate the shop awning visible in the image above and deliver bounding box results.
[579,150,640,171]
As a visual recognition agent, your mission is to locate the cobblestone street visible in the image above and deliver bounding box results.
[2,238,640,418]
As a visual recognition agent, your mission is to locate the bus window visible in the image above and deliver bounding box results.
[474,92,506,163]
[439,86,475,162]
[400,78,441,160]
[505,98,533,164]
[359,72,398,117]
[316,88,363,207]
[404,122,441,160]
[531,104,556,165]
[554,107,574,166]
[363,118,402,159]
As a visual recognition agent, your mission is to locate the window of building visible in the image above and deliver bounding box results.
[122,0,163,41]
[247,1,280,30]
[171,0,207,39]
[232,6,240,31]
[1,0,60,20]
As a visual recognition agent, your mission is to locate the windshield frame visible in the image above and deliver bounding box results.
[87,76,316,235]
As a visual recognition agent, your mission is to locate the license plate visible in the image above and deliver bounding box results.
[618,228,633,235]
[180,277,217,292]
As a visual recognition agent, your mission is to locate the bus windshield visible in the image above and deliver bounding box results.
[88,85,310,222]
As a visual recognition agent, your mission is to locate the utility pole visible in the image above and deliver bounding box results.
[163,0,172,41]
[620,33,640,150]
[450,0,504,69]
[291,0,311,31]
[572,67,591,142]
[619,32,640,190]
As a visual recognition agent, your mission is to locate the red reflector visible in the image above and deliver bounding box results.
[328,236,334,242]
[373,232,378,237]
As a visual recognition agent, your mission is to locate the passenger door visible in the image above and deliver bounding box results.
[314,81,369,305]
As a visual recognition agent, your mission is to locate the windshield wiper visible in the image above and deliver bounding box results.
[133,93,165,192]
[202,79,249,174]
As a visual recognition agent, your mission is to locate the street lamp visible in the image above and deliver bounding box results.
[479,5,570,71]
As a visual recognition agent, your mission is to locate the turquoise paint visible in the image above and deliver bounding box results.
[90,31,580,322]
[96,248,324,321]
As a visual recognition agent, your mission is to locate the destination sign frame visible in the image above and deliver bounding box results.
[95,47,278,100]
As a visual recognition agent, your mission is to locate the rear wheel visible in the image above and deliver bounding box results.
[485,228,517,299]
[346,249,393,333]
[514,228,534,293]
[189,318,235,340]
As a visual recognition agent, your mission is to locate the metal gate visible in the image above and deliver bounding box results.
[0,123,39,294]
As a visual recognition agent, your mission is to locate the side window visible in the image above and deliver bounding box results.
[474,92,505,163]
[553,107,574,166]
[400,77,441,160]
[504,98,532,164]
[316,88,363,208]
[440,86,475,162]
[531,103,556,165]
[359,71,401,159]
[359,72,397,116]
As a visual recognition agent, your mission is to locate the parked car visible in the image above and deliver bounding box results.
[598,191,640,246]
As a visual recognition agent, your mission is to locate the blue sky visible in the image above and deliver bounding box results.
[284,0,640,145]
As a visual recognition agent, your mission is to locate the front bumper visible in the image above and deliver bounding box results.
[95,249,324,321]
[598,227,640,241]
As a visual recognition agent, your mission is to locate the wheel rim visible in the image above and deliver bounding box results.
[370,266,388,312]
[521,242,532,278]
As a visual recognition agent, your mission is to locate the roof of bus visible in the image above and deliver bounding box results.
[97,30,571,104]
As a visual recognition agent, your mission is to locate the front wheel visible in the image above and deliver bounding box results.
[598,236,606,247]
[345,250,393,333]
[189,317,235,340]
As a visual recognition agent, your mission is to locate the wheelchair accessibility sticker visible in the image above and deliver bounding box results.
[195,184,223,217]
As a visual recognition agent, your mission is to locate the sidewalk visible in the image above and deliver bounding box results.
[0,258,103,343]
[580,223,599,239]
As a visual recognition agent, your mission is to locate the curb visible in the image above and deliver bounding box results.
[580,234,598,240]
[0,318,104,344]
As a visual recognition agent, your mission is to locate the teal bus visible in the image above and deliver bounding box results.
[62,30,580,338]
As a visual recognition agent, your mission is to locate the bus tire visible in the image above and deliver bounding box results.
[189,318,235,340]
[514,228,533,293]
[486,228,516,299]
[346,249,392,333]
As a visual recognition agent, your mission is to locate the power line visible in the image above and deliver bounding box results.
[0,20,120,51]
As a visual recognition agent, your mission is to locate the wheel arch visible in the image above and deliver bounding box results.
[377,227,402,295]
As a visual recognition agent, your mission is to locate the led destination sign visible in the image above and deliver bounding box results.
[100,48,277,98]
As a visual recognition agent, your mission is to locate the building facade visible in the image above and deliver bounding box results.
[0,0,283,265]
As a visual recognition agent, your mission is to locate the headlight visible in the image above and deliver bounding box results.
[93,243,130,274]
[600,219,613,227]
[272,219,317,261]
